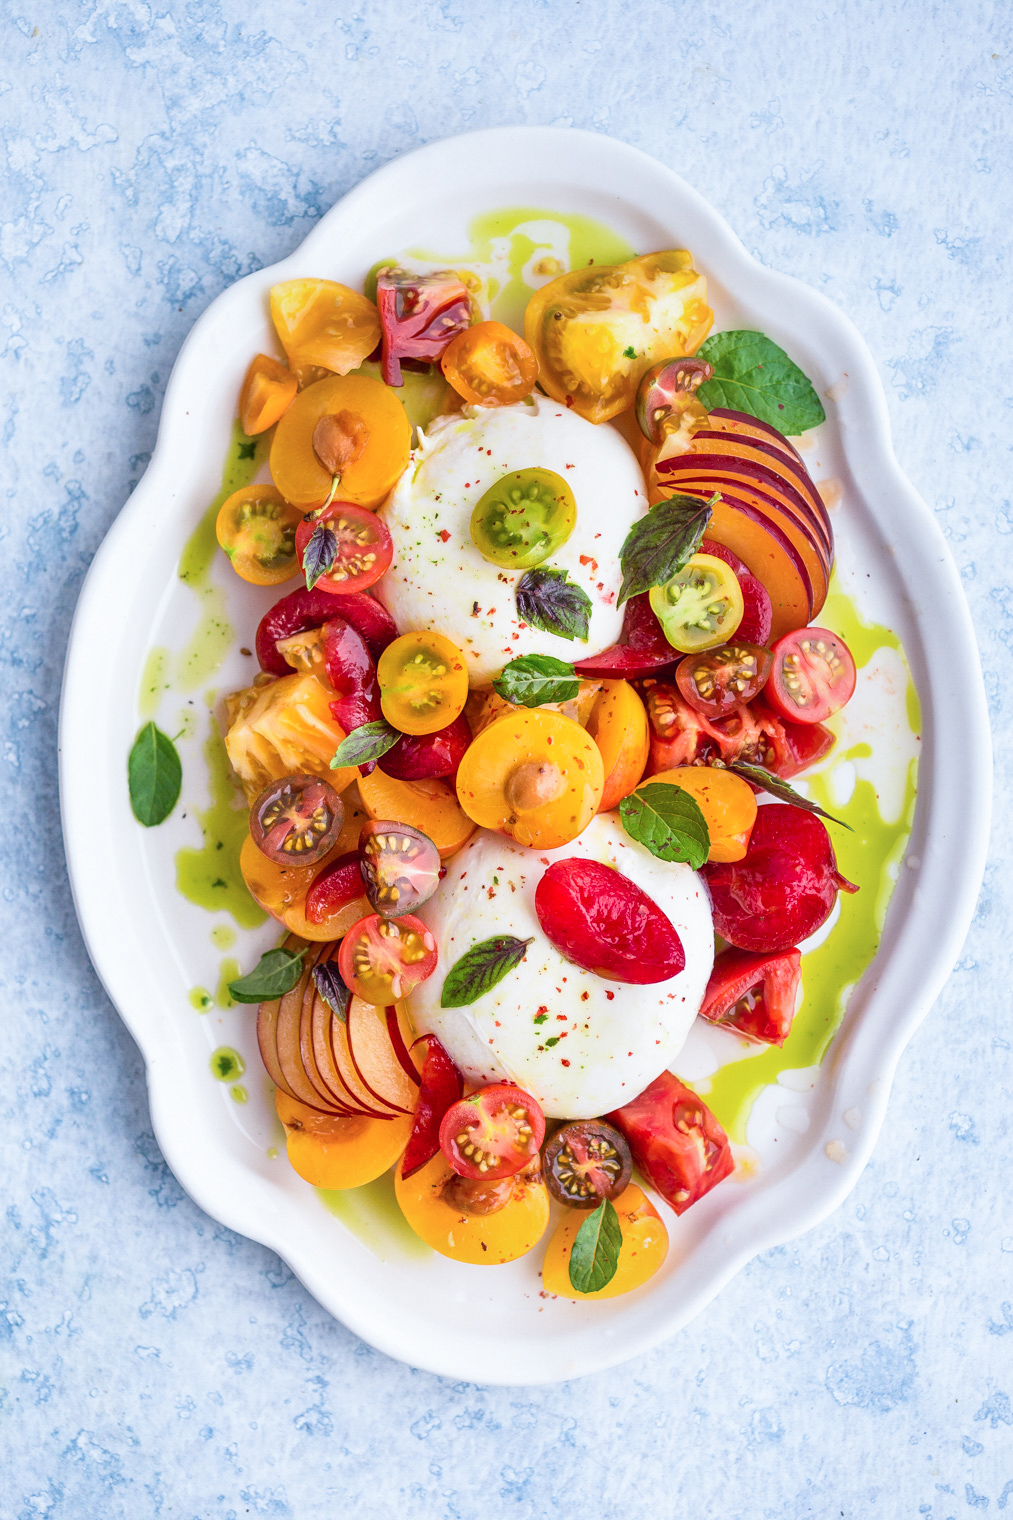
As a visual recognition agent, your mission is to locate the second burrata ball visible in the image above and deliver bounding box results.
[409,814,714,1119]
[376,393,647,684]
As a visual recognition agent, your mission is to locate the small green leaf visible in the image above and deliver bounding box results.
[515,567,592,642]
[696,330,826,434]
[441,936,534,1008]
[313,961,351,1022]
[227,947,307,1004]
[331,719,402,769]
[725,760,852,829]
[619,782,710,867]
[303,521,337,591]
[493,654,579,708]
[128,721,182,827]
[568,1198,623,1294]
[617,495,713,606]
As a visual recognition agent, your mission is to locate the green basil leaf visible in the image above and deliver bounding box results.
[696,330,826,434]
[617,495,713,606]
[619,782,710,867]
[568,1198,623,1294]
[228,947,307,1004]
[493,654,579,709]
[726,760,852,830]
[303,521,337,591]
[128,721,182,827]
[313,961,351,1023]
[441,935,534,1008]
[331,719,402,769]
[515,567,592,643]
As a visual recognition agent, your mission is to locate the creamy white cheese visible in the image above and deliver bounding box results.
[409,814,714,1118]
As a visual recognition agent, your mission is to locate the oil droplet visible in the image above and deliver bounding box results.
[216,956,241,1009]
[175,717,266,928]
[267,1146,279,1159]
[211,924,236,951]
[210,1046,244,1082]
[230,1085,248,1104]
[189,986,213,1013]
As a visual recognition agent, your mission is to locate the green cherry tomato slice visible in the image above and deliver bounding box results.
[649,552,744,653]
[470,467,576,569]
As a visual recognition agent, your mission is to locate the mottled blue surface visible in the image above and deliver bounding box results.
[3,2,1011,1514]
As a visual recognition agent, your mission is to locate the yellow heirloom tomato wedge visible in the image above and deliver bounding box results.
[270,373,412,511]
[275,1090,413,1190]
[642,766,757,863]
[270,278,381,376]
[524,251,713,424]
[541,1185,669,1300]
[395,1151,550,1265]
[223,672,359,802]
[378,631,469,736]
[239,354,298,436]
[455,708,604,850]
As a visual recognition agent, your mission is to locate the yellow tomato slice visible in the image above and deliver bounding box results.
[377,631,469,736]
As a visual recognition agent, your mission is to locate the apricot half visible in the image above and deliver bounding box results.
[455,709,604,850]
[394,1151,550,1265]
[643,765,757,863]
[357,768,475,859]
[587,680,649,813]
[270,373,411,510]
[541,1185,668,1299]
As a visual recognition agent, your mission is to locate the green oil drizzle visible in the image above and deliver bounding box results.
[215,956,241,1008]
[210,1046,244,1082]
[211,924,236,951]
[230,1084,248,1104]
[189,986,213,1013]
[139,646,171,719]
[318,1168,432,1262]
[174,721,266,928]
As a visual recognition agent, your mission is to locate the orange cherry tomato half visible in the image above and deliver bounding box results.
[294,501,393,594]
[440,320,538,407]
[439,1083,546,1181]
[764,627,856,724]
[215,485,304,587]
[378,631,469,736]
[239,353,298,435]
[337,912,438,1005]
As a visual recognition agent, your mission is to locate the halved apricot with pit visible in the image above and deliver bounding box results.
[394,1150,550,1264]
[270,373,411,510]
[455,709,604,850]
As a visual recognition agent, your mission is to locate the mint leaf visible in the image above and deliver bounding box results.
[331,719,402,768]
[228,947,306,1004]
[493,654,579,708]
[313,960,351,1022]
[696,330,825,434]
[726,760,852,830]
[441,936,534,1008]
[128,721,182,827]
[515,567,592,642]
[568,1198,622,1294]
[619,782,710,867]
[302,521,337,591]
[617,495,713,606]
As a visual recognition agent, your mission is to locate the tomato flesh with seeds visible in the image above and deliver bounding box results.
[358,821,441,919]
[649,552,744,653]
[535,858,685,985]
[543,1120,632,1209]
[216,485,303,587]
[378,713,472,781]
[256,585,397,676]
[295,501,393,595]
[401,1035,464,1179]
[337,912,437,1004]
[703,803,857,953]
[676,641,774,719]
[378,631,469,736]
[699,946,802,1046]
[440,320,538,407]
[249,775,344,866]
[765,627,857,724]
[439,1083,546,1181]
[607,1071,733,1216]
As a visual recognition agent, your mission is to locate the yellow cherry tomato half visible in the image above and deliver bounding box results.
[541,1184,669,1299]
[440,320,538,407]
[270,373,412,511]
[270,278,381,376]
[395,1150,550,1265]
[378,631,469,736]
[239,353,298,436]
[215,485,304,586]
[642,766,758,863]
[648,552,744,653]
[455,708,604,850]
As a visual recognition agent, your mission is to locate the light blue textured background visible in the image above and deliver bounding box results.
[3,2,1010,1515]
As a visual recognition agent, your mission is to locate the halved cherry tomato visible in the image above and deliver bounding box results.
[239,354,298,436]
[440,320,538,406]
[764,627,857,724]
[676,641,773,719]
[249,774,344,866]
[216,485,303,586]
[535,858,685,984]
[455,708,604,850]
[378,631,469,736]
[378,713,472,781]
[543,1120,632,1209]
[470,467,576,570]
[607,1071,734,1216]
[401,1036,464,1179]
[304,850,369,927]
[270,373,412,511]
[643,766,757,863]
[635,357,712,445]
[270,279,380,376]
[375,266,471,387]
[439,1083,545,1180]
[337,912,437,1004]
[649,552,744,653]
[294,502,393,594]
[700,946,802,1046]
[358,820,441,919]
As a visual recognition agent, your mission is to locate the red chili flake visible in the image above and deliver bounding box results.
[560,1058,570,1067]
[579,555,598,574]
[606,991,615,1001]
[536,1006,548,1016]
[438,529,451,542]
[581,991,590,1002]
[556,1013,567,1021]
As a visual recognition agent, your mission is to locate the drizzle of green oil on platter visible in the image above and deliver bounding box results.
[318,1168,432,1262]
[174,720,266,929]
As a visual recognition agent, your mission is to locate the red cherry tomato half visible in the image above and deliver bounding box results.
[295,501,393,595]
[534,858,685,985]
[699,946,802,1046]
[337,912,438,1004]
[607,1070,734,1216]
[256,585,397,675]
[703,803,857,954]
[401,1035,464,1179]
[358,820,442,919]
[764,627,856,725]
[676,641,773,720]
[304,850,364,925]
[249,774,344,865]
[376,266,471,387]
[438,1083,546,1181]
[377,713,472,781]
